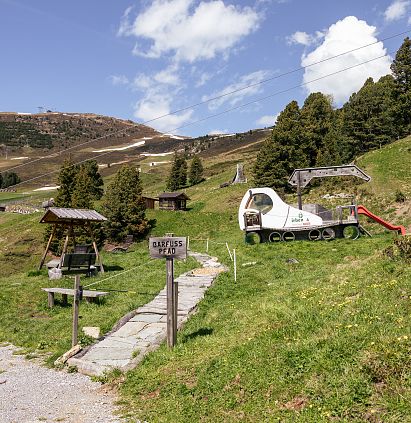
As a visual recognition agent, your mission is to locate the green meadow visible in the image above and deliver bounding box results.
[0,136,410,421]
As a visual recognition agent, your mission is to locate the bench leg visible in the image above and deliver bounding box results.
[61,294,68,306]
[47,292,55,308]
[85,297,95,304]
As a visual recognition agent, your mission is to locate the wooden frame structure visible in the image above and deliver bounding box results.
[288,165,371,210]
[39,207,107,273]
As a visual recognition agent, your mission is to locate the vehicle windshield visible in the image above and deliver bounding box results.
[247,193,273,214]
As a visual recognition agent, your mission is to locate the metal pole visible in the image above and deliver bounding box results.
[72,275,80,347]
[297,171,302,210]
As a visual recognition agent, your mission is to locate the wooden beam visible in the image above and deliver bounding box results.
[86,222,104,274]
[39,224,57,270]
[59,226,70,269]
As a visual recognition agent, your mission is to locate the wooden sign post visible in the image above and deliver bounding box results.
[72,275,83,347]
[149,234,187,348]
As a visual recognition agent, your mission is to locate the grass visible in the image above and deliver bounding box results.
[0,135,410,420]
[119,234,411,422]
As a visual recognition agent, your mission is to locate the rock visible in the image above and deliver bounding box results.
[286,258,299,264]
[83,326,101,339]
[54,344,82,366]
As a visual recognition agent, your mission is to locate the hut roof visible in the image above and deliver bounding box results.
[40,207,107,224]
[158,192,190,200]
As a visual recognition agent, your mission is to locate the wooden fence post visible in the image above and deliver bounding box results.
[72,275,81,347]
[226,242,233,261]
[166,257,176,347]
[233,249,237,283]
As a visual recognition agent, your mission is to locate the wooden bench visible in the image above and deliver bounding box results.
[42,287,109,307]
[60,253,97,275]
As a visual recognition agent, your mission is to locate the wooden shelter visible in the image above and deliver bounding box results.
[39,207,107,272]
[158,192,190,211]
[142,196,158,210]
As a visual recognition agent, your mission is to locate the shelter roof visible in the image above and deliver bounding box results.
[158,192,190,200]
[40,207,107,224]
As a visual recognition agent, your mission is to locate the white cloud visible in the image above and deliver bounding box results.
[384,0,410,21]
[301,16,392,104]
[202,70,271,111]
[134,94,193,132]
[287,31,324,46]
[118,0,260,62]
[109,75,129,86]
[256,113,278,126]
[130,65,192,132]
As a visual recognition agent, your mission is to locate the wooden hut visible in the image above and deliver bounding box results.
[38,207,107,272]
[158,192,190,211]
[142,196,158,210]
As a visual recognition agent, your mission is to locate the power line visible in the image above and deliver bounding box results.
[2,29,409,176]
[8,50,394,188]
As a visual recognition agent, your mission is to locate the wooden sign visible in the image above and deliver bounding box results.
[149,237,187,260]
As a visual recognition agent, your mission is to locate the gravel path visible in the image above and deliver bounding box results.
[0,344,122,423]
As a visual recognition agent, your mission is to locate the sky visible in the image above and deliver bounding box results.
[0,0,410,137]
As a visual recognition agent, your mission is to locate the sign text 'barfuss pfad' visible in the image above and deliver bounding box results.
[149,237,187,260]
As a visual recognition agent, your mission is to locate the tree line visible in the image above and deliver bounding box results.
[0,171,20,189]
[46,159,148,253]
[166,153,204,191]
[46,152,205,253]
[254,37,411,192]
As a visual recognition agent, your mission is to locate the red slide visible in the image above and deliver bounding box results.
[357,205,406,235]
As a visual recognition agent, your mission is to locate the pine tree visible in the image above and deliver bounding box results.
[254,100,308,191]
[300,93,335,166]
[71,166,93,209]
[82,160,104,200]
[102,165,149,242]
[166,153,187,191]
[0,171,20,188]
[189,155,204,185]
[55,158,78,207]
[391,37,411,135]
[341,76,397,157]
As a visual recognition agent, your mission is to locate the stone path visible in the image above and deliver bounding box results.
[68,252,227,376]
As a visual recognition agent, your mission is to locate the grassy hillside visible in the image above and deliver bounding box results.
[0,134,410,421]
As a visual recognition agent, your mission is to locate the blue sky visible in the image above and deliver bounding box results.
[0,0,410,137]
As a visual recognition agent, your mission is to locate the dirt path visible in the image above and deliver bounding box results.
[0,344,122,423]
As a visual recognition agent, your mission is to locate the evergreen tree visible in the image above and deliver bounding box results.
[253,101,307,191]
[166,153,187,191]
[103,165,149,242]
[71,166,93,209]
[189,155,204,185]
[300,93,335,166]
[55,158,77,207]
[391,37,411,135]
[0,171,20,188]
[341,76,397,158]
[82,160,104,200]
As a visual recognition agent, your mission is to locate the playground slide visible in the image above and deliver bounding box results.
[357,205,406,235]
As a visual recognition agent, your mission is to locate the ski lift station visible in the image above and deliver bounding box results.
[239,165,406,243]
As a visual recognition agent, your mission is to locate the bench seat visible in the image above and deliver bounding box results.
[42,287,108,307]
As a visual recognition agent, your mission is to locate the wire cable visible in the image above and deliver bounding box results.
[3,49,398,188]
[1,29,409,175]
